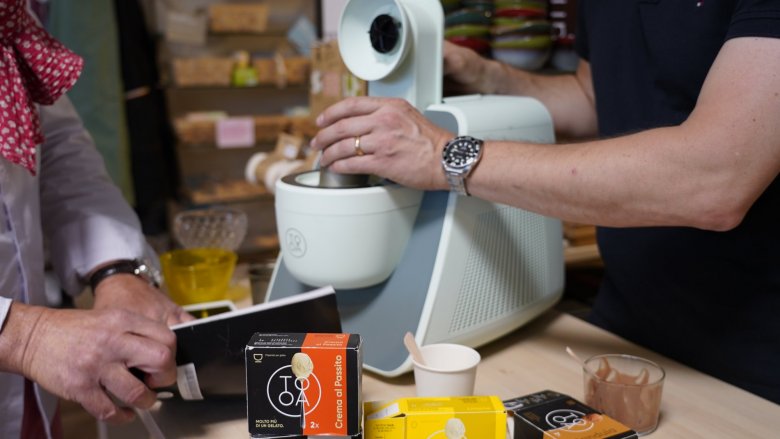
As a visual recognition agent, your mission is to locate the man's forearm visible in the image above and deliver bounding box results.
[487,61,598,140]
[0,301,46,376]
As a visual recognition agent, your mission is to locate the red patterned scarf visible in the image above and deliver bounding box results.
[0,0,83,174]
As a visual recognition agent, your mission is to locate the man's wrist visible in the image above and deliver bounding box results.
[490,60,533,96]
[89,259,161,292]
[481,58,510,94]
[0,302,45,376]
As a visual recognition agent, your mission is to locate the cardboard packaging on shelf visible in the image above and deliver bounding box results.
[174,113,292,145]
[309,40,367,118]
[208,3,269,33]
[172,57,234,87]
[253,55,311,87]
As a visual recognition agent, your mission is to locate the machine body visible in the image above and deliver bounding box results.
[268,0,564,377]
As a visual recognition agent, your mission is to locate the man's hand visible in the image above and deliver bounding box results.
[93,274,194,326]
[311,96,453,192]
[443,40,497,95]
[5,304,177,424]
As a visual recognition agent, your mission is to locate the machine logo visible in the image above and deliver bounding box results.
[285,228,307,258]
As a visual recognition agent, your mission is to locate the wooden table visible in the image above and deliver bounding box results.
[105,310,780,438]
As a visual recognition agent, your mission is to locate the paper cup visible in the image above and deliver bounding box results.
[412,343,481,397]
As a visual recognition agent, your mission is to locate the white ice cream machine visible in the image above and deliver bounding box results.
[267,0,564,377]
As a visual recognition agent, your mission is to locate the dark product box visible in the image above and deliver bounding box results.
[246,333,363,438]
[504,390,638,439]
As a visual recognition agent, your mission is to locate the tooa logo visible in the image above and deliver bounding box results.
[266,365,322,418]
[545,409,594,433]
[285,228,307,258]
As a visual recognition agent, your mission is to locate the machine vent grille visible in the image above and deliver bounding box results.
[449,206,554,333]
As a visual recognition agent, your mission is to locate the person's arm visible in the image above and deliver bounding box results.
[467,36,780,230]
[90,269,193,325]
[37,96,191,324]
[312,37,780,231]
[443,41,598,139]
[0,300,176,423]
[38,95,147,294]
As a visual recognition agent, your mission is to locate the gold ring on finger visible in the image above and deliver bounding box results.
[354,136,365,156]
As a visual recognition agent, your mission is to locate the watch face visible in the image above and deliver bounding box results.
[135,260,162,287]
[443,136,483,170]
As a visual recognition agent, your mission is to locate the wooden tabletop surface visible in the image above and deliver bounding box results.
[106,310,780,438]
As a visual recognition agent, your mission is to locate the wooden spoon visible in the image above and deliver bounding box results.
[566,346,586,368]
[404,332,426,366]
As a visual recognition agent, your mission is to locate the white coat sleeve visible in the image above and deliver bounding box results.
[0,297,11,333]
[37,96,155,296]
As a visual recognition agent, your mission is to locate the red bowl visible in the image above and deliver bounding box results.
[494,7,547,19]
[447,36,492,55]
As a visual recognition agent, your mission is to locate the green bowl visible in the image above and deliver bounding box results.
[445,8,493,27]
[492,20,552,36]
[492,34,553,50]
[445,24,492,38]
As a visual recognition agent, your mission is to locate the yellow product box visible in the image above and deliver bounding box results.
[364,395,506,439]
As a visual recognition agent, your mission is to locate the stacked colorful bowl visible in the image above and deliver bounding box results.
[549,0,578,72]
[490,0,553,70]
[443,1,495,57]
[441,0,463,14]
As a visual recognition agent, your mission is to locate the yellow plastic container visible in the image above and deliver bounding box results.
[160,248,237,305]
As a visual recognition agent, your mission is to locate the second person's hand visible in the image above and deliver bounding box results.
[311,96,453,191]
[93,274,194,326]
[19,305,177,424]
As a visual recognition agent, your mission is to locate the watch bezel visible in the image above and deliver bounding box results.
[441,135,485,196]
[133,259,163,288]
[442,135,483,174]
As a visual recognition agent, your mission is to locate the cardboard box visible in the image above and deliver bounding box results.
[174,113,291,144]
[309,40,367,118]
[172,57,234,87]
[364,396,506,439]
[253,56,311,87]
[208,3,268,33]
[246,333,363,438]
[504,390,638,439]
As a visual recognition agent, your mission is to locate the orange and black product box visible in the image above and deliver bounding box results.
[246,333,363,438]
[504,390,638,439]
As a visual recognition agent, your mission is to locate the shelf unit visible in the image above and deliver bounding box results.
[166,84,310,116]
[158,0,321,260]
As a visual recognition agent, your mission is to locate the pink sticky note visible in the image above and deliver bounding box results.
[216,117,255,148]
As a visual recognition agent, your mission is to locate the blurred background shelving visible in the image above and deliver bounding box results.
[154,0,322,261]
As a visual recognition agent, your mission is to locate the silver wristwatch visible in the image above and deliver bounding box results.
[441,135,484,196]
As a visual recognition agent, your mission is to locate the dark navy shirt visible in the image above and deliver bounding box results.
[575,0,780,403]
